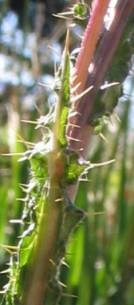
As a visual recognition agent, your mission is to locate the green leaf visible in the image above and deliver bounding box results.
[57,33,70,147]
[58,106,68,146]
[73,2,88,20]
[61,51,70,106]
[66,154,85,183]
[19,231,36,268]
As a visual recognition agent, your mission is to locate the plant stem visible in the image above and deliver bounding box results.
[67,0,134,153]
[72,0,110,95]
[22,195,63,305]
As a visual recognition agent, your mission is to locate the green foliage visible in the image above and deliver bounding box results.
[59,106,69,146]
[4,153,48,303]
[0,2,134,305]
[73,2,88,20]
[58,45,70,147]
[65,154,85,183]
[1,31,87,305]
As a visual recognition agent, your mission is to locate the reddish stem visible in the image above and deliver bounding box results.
[67,0,134,153]
[72,0,110,95]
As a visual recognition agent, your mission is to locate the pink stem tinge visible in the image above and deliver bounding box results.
[67,0,134,153]
[72,0,110,95]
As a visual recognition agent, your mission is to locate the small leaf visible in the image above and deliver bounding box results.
[66,154,85,183]
[19,232,36,268]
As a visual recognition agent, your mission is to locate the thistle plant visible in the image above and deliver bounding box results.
[1,1,134,305]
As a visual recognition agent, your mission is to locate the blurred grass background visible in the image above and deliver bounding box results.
[0,0,134,304]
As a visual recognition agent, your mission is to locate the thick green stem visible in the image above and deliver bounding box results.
[21,31,84,305]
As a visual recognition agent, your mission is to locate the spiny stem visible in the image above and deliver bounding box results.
[22,198,63,305]
[67,0,110,152]
[67,0,134,153]
[72,0,110,95]
[86,0,134,94]
[22,32,70,305]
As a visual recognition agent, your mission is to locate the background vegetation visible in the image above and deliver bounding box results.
[0,0,134,304]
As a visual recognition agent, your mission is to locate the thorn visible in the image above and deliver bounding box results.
[38,82,52,89]
[71,85,93,103]
[67,136,82,142]
[0,290,6,294]
[100,82,120,90]
[53,10,72,17]
[9,219,23,224]
[52,14,68,20]
[68,123,81,128]
[0,269,10,274]
[62,292,77,298]
[34,103,42,115]
[16,198,26,202]
[58,281,67,288]
[17,134,35,146]
[55,198,64,203]
[0,244,18,254]
[99,133,108,143]
[71,72,79,83]
[85,211,105,217]
[71,82,81,94]
[61,259,70,268]
[17,139,35,148]
[52,12,72,20]
[19,183,28,187]
[89,159,115,170]
[49,259,56,266]
[21,120,37,124]
[0,152,24,156]
[19,186,28,192]
[68,111,82,118]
